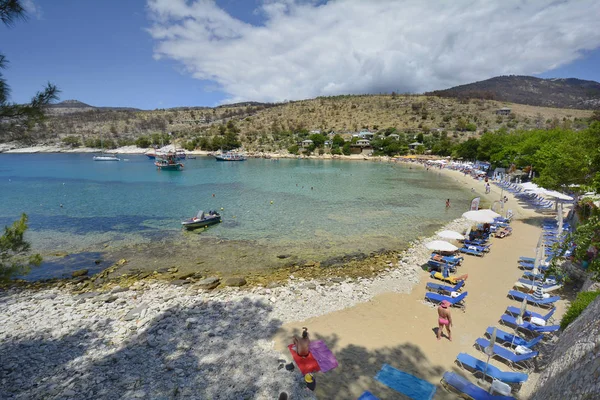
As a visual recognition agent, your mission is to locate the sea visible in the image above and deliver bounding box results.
[0,154,474,280]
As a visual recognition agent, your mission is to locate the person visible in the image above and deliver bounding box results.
[292,327,310,357]
[445,199,450,208]
[437,300,453,341]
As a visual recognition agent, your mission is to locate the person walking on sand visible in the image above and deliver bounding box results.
[445,199,450,208]
[437,300,453,341]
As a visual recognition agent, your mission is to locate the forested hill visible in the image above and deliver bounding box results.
[427,76,600,109]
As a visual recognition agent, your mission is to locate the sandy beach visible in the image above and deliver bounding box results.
[272,166,566,399]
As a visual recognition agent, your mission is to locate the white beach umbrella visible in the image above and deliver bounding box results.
[533,280,545,302]
[462,210,495,224]
[481,327,497,383]
[479,209,501,218]
[425,240,458,252]
[557,202,564,234]
[510,299,527,347]
[545,190,573,201]
[437,230,465,241]
[520,182,540,191]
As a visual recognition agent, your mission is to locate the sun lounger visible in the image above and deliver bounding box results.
[358,391,379,400]
[425,291,468,310]
[441,372,516,400]
[474,338,538,370]
[427,259,456,273]
[431,253,463,265]
[430,271,465,285]
[455,353,528,389]
[500,315,560,334]
[505,306,555,323]
[507,290,560,308]
[485,327,543,349]
[464,241,492,252]
[375,364,437,400]
[515,278,562,292]
[460,246,485,257]
[426,280,464,294]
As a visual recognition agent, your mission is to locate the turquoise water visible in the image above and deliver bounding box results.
[0,154,472,279]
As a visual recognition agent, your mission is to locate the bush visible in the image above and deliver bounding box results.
[287,144,299,155]
[560,291,600,329]
[342,142,351,155]
[135,136,152,148]
[62,135,81,147]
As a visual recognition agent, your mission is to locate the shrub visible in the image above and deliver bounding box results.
[135,136,152,148]
[287,144,299,155]
[560,291,600,330]
[62,135,81,147]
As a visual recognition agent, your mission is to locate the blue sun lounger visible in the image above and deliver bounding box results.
[507,290,560,308]
[474,338,538,370]
[425,291,468,310]
[455,353,528,388]
[516,278,562,292]
[426,280,464,294]
[441,372,516,400]
[485,327,543,349]
[500,314,560,334]
[431,253,464,265]
[427,259,456,272]
[358,391,379,400]
[505,306,555,323]
[460,246,485,257]
[375,364,436,400]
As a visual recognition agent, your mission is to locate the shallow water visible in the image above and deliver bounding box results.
[0,154,473,279]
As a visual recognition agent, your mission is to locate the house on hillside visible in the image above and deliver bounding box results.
[301,139,313,148]
[496,107,511,115]
[388,133,400,141]
[356,139,371,147]
[408,142,423,150]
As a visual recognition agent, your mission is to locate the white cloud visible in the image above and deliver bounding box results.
[146,0,600,103]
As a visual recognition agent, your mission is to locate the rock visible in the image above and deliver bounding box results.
[75,292,99,300]
[111,286,129,294]
[123,303,148,321]
[104,295,118,303]
[197,277,220,290]
[170,279,190,286]
[94,259,103,265]
[72,269,89,278]
[167,267,179,273]
[304,283,316,290]
[331,277,344,283]
[177,272,195,280]
[53,251,69,257]
[224,277,247,287]
[138,271,152,279]
[277,254,290,259]
[116,259,127,266]
[266,282,280,289]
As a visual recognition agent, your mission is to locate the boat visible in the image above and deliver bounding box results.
[181,210,221,230]
[93,138,120,161]
[215,151,247,161]
[175,149,187,160]
[145,149,158,159]
[154,153,184,170]
[93,154,120,161]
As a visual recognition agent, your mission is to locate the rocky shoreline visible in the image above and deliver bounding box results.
[0,216,471,399]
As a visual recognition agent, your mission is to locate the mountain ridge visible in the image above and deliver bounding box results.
[426,75,600,109]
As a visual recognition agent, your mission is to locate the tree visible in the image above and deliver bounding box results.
[309,133,326,148]
[332,134,345,147]
[0,0,59,127]
[1,213,41,281]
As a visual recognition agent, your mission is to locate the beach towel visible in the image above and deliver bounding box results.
[375,364,436,400]
[288,344,320,375]
[309,340,338,373]
[358,391,379,400]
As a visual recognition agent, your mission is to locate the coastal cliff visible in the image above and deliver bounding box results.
[530,296,600,400]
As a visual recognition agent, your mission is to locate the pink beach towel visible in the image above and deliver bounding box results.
[309,340,338,373]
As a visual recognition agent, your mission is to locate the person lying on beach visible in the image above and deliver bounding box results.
[292,327,310,357]
[495,227,512,238]
[437,300,453,341]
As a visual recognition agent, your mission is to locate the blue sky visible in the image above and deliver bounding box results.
[1,0,599,110]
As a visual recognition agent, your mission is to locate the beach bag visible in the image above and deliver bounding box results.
[530,317,546,326]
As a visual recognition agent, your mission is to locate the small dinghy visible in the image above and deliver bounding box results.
[181,210,221,230]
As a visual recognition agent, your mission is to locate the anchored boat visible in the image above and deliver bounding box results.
[154,153,184,170]
[215,151,247,161]
[181,210,221,230]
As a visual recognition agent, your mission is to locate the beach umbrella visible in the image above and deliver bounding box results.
[462,210,495,224]
[557,202,564,234]
[478,209,501,218]
[481,327,497,384]
[425,240,458,252]
[510,298,527,348]
[533,280,545,302]
[437,230,465,241]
